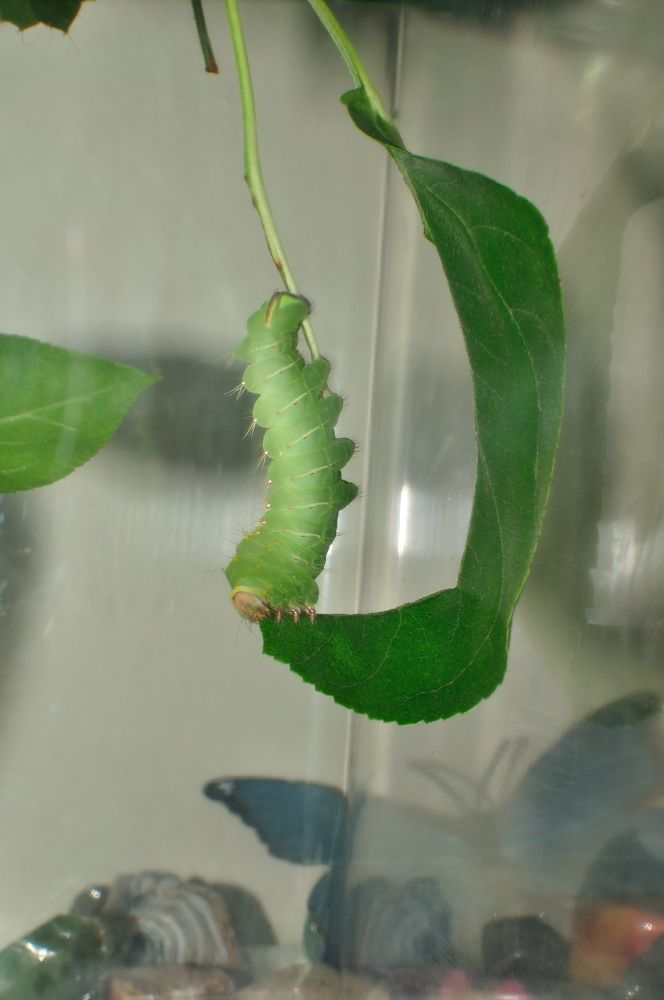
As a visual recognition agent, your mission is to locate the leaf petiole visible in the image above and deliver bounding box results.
[223,0,320,360]
[305,0,404,147]
[308,0,398,135]
[191,0,219,74]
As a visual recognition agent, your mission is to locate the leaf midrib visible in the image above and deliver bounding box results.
[0,383,132,424]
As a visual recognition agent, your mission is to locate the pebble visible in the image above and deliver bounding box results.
[106,964,235,999]
[481,915,569,991]
[236,963,390,1000]
[603,934,664,999]
[576,813,664,911]
[570,902,664,988]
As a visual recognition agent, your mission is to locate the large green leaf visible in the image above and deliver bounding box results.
[260,88,566,724]
[0,334,157,493]
[0,0,91,31]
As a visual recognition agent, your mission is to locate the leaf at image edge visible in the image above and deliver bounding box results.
[0,0,92,31]
[0,334,158,493]
[260,86,566,725]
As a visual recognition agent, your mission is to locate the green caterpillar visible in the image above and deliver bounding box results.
[225,293,357,622]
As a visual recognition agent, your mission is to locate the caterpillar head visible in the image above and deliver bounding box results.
[230,588,271,622]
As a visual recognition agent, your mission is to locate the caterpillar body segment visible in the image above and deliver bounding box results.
[225,293,358,622]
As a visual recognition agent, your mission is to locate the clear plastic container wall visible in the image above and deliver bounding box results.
[0,1,662,999]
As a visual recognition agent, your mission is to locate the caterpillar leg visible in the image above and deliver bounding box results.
[230,588,317,625]
[284,605,317,624]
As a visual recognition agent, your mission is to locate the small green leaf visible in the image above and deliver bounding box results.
[0,0,91,31]
[0,334,158,493]
[261,88,566,724]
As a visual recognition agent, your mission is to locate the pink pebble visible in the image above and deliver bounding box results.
[438,968,473,995]
[435,970,533,999]
[493,980,533,999]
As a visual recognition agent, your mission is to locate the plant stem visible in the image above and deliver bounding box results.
[191,0,219,74]
[224,0,319,359]
[305,0,404,146]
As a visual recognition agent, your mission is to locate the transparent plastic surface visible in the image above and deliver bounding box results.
[344,2,664,998]
[0,1,662,999]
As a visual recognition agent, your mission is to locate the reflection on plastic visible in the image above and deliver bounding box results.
[204,692,664,990]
